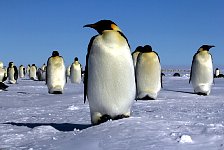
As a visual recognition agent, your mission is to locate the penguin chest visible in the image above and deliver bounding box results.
[47,57,66,86]
[8,68,15,79]
[87,34,135,114]
[136,53,161,92]
[192,52,213,84]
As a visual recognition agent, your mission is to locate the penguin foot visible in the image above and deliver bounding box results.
[96,114,112,125]
[138,95,155,100]
[113,114,130,120]
[51,91,63,94]
[196,92,208,96]
[94,114,130,125]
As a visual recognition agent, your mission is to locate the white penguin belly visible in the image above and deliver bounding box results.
[8,68,16,83]
[30,68,37,79]
[70,64,81,84]
[88,39,136,118]
[136,53,161,99]
[0,68,5,82]
[191,55,213,95]
[47,62,66,93]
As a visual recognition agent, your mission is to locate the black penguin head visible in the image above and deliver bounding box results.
[52,51,59,57]
[198,45,215,51]
[84,20,121,34]
[32,64,35,66]
[74,57,78,61]
[134,46,144,52]
[143,45,153,52]
[9,62,13,67]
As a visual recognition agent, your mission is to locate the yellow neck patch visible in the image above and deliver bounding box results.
[111,24,121,31]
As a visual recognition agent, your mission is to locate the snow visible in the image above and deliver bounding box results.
[1,74,224,149]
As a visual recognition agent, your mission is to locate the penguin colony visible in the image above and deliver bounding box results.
[0,19,219,125]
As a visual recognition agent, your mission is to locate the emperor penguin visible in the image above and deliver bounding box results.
[136,45,162,100]
[26,64,31,77]
[215,68,220,78]
[0,61,7,82]
[132,46,143,68]
[66,65,71,78]
[19,65,25,78]
[7,62,18,84]
[84,20,136,125]
[70,57,82,84]
[189,45,215,95]
[29,64,37,80]
[46,51,66,94]
[37,63,46,81]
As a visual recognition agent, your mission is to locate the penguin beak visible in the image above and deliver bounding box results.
[83,24,96,28]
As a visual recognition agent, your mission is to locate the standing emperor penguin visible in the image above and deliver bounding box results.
[7,62,18,84]
[19,65,25,78]
[37,63,46,81]
[0,61,7,82]
[70,57,82,84]
[46,51,66,94]
[26,64,31,76]
[189,45,215,95]
[29,64,37,80]
[66,65,71,78]
[132,46,143,68]
[136,45,162,100]
[84,20,136,125]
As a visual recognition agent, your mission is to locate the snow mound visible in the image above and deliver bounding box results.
[178,135,193,143]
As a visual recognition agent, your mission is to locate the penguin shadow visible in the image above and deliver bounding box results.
[2,122,92,132]
[163,88,196,95]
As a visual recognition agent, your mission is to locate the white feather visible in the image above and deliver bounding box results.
[191,51,213,95]
[47,57,66,94]
[87,30,136,123]
[70,62,82,84]
[136,52,161,99]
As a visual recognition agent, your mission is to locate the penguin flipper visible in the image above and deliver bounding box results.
[189,53,197,84]
[84,36,96,103]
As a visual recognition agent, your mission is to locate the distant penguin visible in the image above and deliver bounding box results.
[46,51,66,94]
[19,65,25,78]
[41,63,46,71]
[84,20,136,125]
[215,68,220,78]
[29,64,37,80]
[37,64,46,81]
[0,82,9,91]
[189,45,215,95]
[132,46,143,68]
[136,45,162,100]
[0,61,7,82]
[66,65,71,78]
[26,64,31,76]
[70,57,82,84]
[7,62,18,84]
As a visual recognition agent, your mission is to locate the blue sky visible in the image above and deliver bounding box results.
[0,0,223,68]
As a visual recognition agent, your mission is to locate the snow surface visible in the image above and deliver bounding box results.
[1,74,224,150]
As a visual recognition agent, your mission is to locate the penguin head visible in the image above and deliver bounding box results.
[32,64,35,66]
[84,20,121,34]
[52,51,60,57]
[198,45,215,52]
[143,45,153,52]
[9,62,14,67]
[134,46,144,53]
[74,57,78,61]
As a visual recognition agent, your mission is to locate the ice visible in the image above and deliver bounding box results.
[0,76,224,149]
